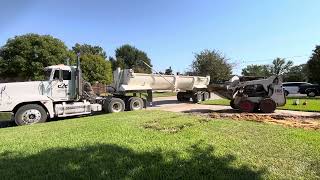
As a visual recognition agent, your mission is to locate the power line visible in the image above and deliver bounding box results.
[235,54,309,63]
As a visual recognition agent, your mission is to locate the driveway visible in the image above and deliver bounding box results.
[150,96,320,118]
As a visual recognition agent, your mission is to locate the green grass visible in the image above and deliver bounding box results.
[201,98,230,106]
[0,110,319,179]
[201,97,320,112]
[278,97,320,112]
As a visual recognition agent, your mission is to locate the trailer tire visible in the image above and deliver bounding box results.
[192,92,203,103]
[203,92,210,101]
[105,98,125,113]
[177,92,189,101]
[239,100,255,113]
[259,98,276,113]
[128,97,144,111]
[14,104,47,126]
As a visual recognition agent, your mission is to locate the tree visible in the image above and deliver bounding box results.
[307,45,320,84]
[165,66,173,75]
[80,54,112,84]
[0,33,69,80]
[270,58,293,75]
[72,43,107,58]
[284,64,308,82]
[71,43,112,84]
[242,64,271,77]
[110,56,125,71]
[115,44,152,73]
[191,49,232,83]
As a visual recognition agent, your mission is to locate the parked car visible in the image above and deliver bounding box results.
[282,82,311,96]
[298,83,320,97]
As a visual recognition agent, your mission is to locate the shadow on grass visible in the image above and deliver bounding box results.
[0,143,265,179]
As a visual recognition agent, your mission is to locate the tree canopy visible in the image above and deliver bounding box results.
[80,54,112,84]
[242,58,294,79]
[270,58,293,75]
[165,66,173,75]
[307,45,320,84]
[71,43,112,84]
[191,49,232,82]
[115,44,152,73]
[283,64,308,82]
[241,65,271,77]
[72,43,107,58]
[0,33,70,80]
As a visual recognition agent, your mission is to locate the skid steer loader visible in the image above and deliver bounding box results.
[210,75,286,113]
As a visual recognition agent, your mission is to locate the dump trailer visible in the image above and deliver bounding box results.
[110,68,211,103]
[0,60,210,126]
[209,75,286,113]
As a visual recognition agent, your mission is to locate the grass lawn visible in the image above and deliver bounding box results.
[0,110,319,179]
[201,97,320,112]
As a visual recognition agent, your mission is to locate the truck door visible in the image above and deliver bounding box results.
[51,69,71,101]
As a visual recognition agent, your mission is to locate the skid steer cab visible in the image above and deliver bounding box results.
[228,75,286,113]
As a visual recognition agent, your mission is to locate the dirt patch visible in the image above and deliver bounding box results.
[143,120,194,133]
[209,113,320,130]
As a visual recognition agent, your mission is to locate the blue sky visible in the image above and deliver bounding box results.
[1,0,320,74]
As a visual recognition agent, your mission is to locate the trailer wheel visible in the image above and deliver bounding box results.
[239,100,255,113]
[128,97,144,111]
[259,98,276,113]
[192,92,203,103]
[203,92,210,101]
[105,98,125,113]
[14,104,47,126]
[177,92,189,101]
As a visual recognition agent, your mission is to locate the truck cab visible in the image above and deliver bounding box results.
[43,64,77,101]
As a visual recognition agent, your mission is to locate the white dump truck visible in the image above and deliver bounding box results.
[0,59,210,125]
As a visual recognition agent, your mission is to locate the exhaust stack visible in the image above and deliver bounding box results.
[75,53,82,100]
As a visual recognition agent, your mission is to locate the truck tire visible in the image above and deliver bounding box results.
[259,98,276,113]
[14,104,47,126]
[105,98,125,113]
[239,100,255,113]
[203,92,210,101]
[128,97,144,111]
[192,92,203,103]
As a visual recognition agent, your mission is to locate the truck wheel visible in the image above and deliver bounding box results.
[203,92,210,101]
[192,92,203,103]
[128,97,144,111]
[14,104,47,126]
[259,98,276,113]
[105,98,125,113]
[239,100,255,113]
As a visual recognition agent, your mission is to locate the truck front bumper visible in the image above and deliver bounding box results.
[0,112,13,122]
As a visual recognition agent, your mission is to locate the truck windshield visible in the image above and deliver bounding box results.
[44,69,52,80]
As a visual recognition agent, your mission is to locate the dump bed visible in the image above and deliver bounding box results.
[112,68,210,92]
